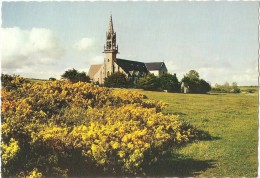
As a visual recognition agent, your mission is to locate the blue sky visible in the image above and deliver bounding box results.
[2,1,259,85]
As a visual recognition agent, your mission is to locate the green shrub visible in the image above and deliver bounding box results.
[212,82,241,93]
[159,73,180,92]
[181,70,211,94]
[104,72,129,88]
[246,89,257,93]
[49,77,56,81]
[136,74,161,91]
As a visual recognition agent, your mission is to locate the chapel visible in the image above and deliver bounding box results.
[88,15,168,84]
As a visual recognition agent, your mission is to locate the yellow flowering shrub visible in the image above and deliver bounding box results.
[111,90,145,103]
[27,168,43,178]
[1,75,200,176]
[1,138,20,165]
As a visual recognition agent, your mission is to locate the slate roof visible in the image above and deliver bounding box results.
[88,64,102,79]
[145,62,166,71]
[115,58,148,74]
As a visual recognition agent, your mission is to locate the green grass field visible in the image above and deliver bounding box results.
[137,89,258,177]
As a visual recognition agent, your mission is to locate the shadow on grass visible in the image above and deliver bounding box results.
[172,112,187,116]
[144,153,215,177]
[195,129,221,141]
[180,121,222,142]
[209,93,228,95]
[142,127,218,176]
[72,154,216,177]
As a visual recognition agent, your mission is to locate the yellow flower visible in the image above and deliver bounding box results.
[112,142,120,149]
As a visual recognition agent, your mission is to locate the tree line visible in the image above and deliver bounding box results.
[58,69,211,94]
[103,70,211,94]
[44,68,241,94]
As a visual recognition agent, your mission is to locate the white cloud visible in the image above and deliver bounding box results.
[73,37,95,52]
[197,66,258,86]
[1,64,63,80]
[2,27,64,71]
[90,55,103,64]
[165,53,258,86]
[83,55,104,73]
[231,68,258,86]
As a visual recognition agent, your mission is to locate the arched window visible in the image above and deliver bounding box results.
[108,59,110,62]
[107,71,110,76]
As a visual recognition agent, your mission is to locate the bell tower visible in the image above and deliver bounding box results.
[103,14,118,79]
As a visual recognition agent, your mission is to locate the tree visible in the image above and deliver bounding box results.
[49,77,56,81]
[198,79,211,93]
[181,75,199,93]
[61,68,90,83]
[186,70,199,80]
[224,82,230,88]
[136,74,161,91]
[159,73,180,92]
[104,72,129,88]
[181,70,211,94]
[212,82,240,93]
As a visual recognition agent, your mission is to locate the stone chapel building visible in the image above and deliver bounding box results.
[88,15,168,84]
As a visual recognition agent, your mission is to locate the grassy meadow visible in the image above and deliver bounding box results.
[136,88,258,177]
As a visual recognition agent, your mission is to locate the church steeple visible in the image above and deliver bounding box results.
[104,14,118,53]
[108,14,114,34]
[103,14,118,81]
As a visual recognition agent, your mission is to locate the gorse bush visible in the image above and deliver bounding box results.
[1,74,29,91]
[2,74,200,177]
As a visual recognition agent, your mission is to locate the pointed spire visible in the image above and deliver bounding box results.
[104,14,118,54]
[108,14,114,34]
